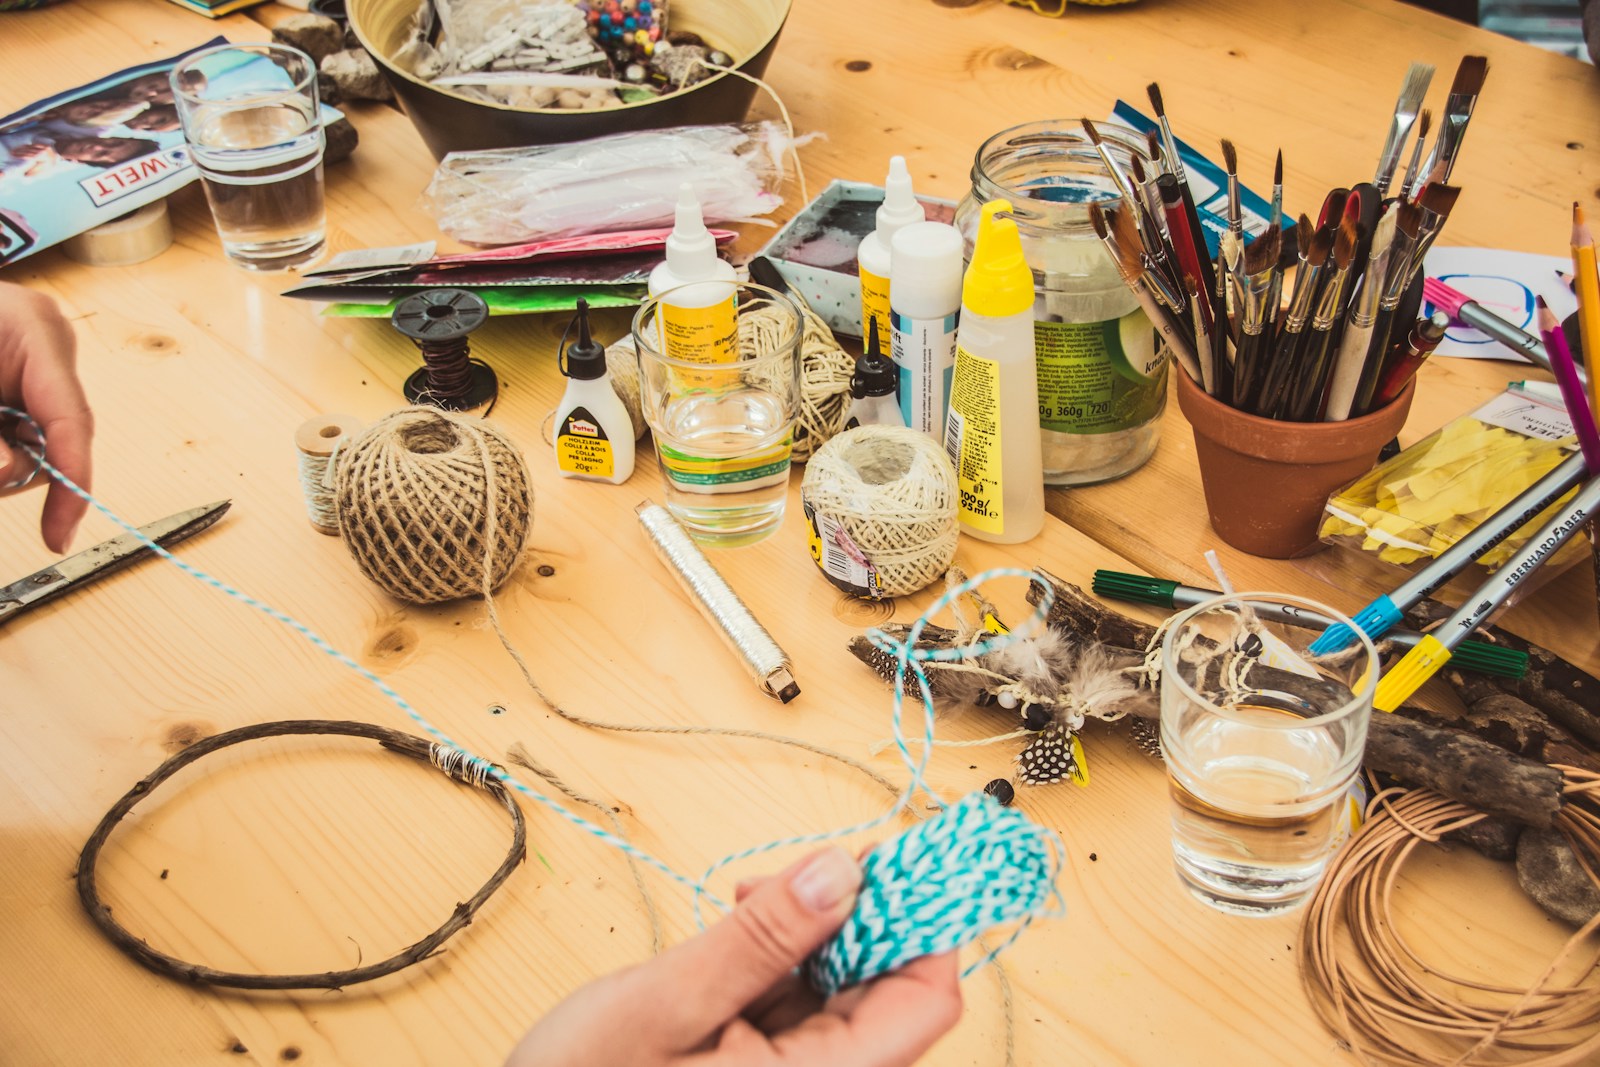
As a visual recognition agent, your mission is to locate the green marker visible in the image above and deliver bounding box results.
[1091,569,1527,679]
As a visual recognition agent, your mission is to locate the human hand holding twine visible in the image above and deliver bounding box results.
[0,282,92,552]
[505,846,963,1067]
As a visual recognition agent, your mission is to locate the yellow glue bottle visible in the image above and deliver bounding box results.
[648,183,738,364]
[554,299,635,484]
[857,156,925,351]
[945,199,1044,543]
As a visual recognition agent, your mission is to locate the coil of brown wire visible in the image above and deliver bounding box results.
[1300,767,1600,1066]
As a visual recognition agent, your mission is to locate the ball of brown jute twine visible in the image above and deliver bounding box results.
[800,425,958,597]
[738,297,854,462]
[335,407,533,604]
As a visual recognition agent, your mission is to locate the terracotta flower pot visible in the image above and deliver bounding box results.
[1175,370,1415,559]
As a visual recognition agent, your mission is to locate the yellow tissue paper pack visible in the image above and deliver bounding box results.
[1321,383,1582,570]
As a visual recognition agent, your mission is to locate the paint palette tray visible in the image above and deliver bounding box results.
[755,179,957,340]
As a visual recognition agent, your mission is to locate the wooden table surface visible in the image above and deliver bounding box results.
[1,1,1596,1065]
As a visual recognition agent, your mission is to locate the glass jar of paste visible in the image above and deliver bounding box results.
[955,121,1166,486]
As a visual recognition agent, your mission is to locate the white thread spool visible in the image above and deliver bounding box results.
[800,425,959,599]
[295,414,361,536]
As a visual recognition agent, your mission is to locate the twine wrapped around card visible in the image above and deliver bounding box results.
[335,407,533,604]
[801,426,959,598]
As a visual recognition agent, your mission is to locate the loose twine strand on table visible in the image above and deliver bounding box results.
[1300,767,1600,1066]
[7,405,1061,1015]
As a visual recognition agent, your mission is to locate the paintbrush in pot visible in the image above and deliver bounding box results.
[1160,175,1219,355]
[1270,149,1283,225]
[1090,202,1200,381]
[1109,197,1184,314]
[1324,208,1397,420]
[1231,223,1283,411]
[1085,119,1176,290]
[1256,217,1328,417]
[1126,156,1177,265]
[1398,108,1431,202]
[1148,85,1223,323]
[1286,217,1360,421]
[1186,274,1216,395]
[1220,138,1242,239]
[1402,182,1461,284]
[1416,55,1488,189]
[1373,61,1434,196]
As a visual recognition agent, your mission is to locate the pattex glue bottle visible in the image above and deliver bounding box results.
[945,200,1043,543]
[649,184,738,363]
[554,299,635,484]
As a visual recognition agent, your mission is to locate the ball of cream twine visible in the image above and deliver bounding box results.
[738,299,854,462]
[335,407,533,605]
[801,425,959,597]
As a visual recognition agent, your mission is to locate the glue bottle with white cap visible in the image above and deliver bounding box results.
[648,183,739,364]
[857,156,925,352]
[889,221,963,440]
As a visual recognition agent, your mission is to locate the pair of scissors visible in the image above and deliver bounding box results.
[0,500,231,626]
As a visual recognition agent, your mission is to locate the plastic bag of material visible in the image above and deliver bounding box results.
[423,122,796,245]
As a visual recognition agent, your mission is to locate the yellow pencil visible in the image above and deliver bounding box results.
[1573,202,1600,422]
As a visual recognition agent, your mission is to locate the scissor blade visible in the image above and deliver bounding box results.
[0,500,231,625]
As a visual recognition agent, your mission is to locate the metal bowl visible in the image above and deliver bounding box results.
[347,0,792,159]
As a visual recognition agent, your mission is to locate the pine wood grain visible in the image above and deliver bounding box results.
[0,0,1595,1064]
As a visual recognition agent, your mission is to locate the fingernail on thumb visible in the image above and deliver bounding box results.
[789,847,861,913]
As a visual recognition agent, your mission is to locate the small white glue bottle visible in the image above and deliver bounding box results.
[648,183,739,364]
[857,156,925,352]
[889,220,963,440]
[554,298,635,484]
[844,318,907,430]
[945,199,1044,543]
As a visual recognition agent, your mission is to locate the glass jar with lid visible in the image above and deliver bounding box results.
[955,120,1167,486]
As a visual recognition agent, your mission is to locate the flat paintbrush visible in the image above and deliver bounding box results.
[1416,55,1488,189]
[1255,216,1325,417]
[1109,199,1185,315]
[1324,208,1397,420]
[1402,182,1461,285]
[1231,224,1282,411]
[1085,118,1176,293]
[1285,217,1360,421]
[1090,202,1201,382]
[1373,61,1434,196]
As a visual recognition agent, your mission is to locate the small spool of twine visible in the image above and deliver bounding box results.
[740,298,854,462]
[800,425,959,598]
[335,407,534,605]
[604,336,648,440]
[294,414,362,536]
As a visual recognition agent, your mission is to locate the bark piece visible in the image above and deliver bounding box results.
[1442,816,1523,862]
[1516,826,1600,926]
[1365,714,1563,828]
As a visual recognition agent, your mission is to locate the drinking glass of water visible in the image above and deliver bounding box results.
[169,44,325,271]
[634,282,802,546]
[1159,592,1377,916]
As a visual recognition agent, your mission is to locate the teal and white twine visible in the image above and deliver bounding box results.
[5,406,1064,995]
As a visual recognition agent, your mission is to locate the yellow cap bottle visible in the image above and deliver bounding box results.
[962,200,1033,320]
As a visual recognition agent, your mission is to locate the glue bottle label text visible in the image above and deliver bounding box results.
[555,407,615,479]
[947,345,1003,535]
[657,295,739,365]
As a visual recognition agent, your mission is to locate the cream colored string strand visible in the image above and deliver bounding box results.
[506,742,664,955]
[694,58,807,206]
